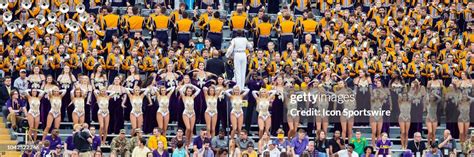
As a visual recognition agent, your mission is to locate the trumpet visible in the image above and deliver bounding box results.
[3,11,12,22]
[76,3,85,14]
[47,12,57,22]
[60,3,69,13]
[79,13,88,22]
[86,23,95,31]
[46,24,56,34]
[21,0,32,10]
[6,23,16,32]
[27,18,37,28]
[36,14,46,24]
[0,0,7,9]
[40,0,49,9]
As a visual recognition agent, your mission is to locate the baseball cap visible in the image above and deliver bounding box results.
[471,130,474,137]
[120,129,126,134]
[20,69,26,73]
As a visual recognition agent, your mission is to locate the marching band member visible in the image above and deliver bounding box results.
[205,11,224,50]
[176,12,195,48]
[100,6,120,43]
[148,6,172,48]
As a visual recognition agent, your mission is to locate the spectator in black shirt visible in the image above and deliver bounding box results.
[0,76,12,120]
[72,124,92,156]
[315,130,330,156]
[205,50,226,77]
[330,130,345,156]
[407,132,426,157]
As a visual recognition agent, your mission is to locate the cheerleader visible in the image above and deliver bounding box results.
[203,86,220,136]
[399,89,411,149]
[93,87,111,146]
[73,75,91,122]
[156,85,175,135]
[108,76,127,134]
[25,89,45,141]
[313,81,330,134]
[42,86,66,141]
[57,66,76,122]
[336,80,356,142]
[252,89,275,138]
[389,71,404,128]
[457,72,472,145]
[446,83,461,140]
[192,62,217,124]
[370,79,389,146]
[40,75,56,129]
[27,66,45,90]
[123,66,141,121]
[354,70,372,126]
[408,79,425,138]
[126,86,148,136]
[215,76,229,132]
[225,86,249,138]
[179,83,201,144]
[426,72,443,145]
[143,75,159,134]
[70,87,87,125]
[91,65,108,122]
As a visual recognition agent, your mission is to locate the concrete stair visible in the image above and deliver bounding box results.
[0,117,21,157]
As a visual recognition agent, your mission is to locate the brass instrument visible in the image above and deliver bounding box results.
[65,19,74,29]
[0,0,7,9]
[40,0,49,9]
[70,22,80,43]
[12,20,22,29]
[46,24,56,34]
[36,15,46,24]
[21,0,32,10]
[27,18,37,28]
[79,13,88,22]
[6,22,16,32]
[86,23,95,31]
[59,3,69,13]
[3,11,12,22]
[47,12,57,22]
[76,3,85,14]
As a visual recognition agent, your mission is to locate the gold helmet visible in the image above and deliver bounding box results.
[76,3,85,14]
[40,0,49,10]
[3,11,12,22]
[27,18,38,28]
[6,22,16,32]
[79,13,88,22]
[36,14,46,24]
[0,0,7,9]
[59,3,69,13]
[47,12,57,22]
[46,24,56,34]
[21,0,32,10]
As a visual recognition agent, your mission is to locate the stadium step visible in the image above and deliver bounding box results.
[0,117,21,155]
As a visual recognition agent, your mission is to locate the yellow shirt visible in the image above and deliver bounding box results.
[147,135,168,150]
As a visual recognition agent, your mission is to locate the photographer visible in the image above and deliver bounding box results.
[72,124,93,156]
